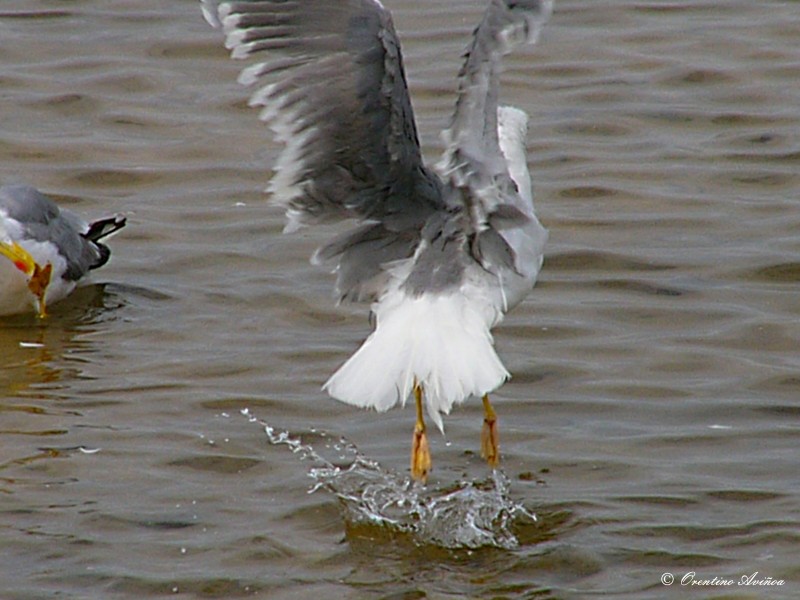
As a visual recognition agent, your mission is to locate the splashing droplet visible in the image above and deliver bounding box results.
[248,411,536,549]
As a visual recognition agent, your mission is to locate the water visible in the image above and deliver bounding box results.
[248,408,537,551]
[1,0,799,598]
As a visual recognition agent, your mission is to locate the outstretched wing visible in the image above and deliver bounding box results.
[439,0,551,210]
[441,0,552,184]
[436,0,551,286]
[202,0,445,233]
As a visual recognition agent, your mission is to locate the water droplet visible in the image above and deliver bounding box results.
[242,409,535,549]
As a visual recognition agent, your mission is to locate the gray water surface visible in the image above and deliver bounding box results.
[1,1,798,598]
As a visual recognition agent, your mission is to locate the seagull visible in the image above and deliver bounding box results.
[202,0,551,482]
[0,184,126,318]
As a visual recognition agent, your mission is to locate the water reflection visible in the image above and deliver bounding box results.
[0,283,126,384]
[0,282,135,486]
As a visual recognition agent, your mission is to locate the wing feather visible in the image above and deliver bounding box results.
[435,0,551,284]
[438,0,552,220]
[203,0,445,233]
[0,185,115,280]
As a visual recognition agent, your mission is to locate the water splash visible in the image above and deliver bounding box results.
[241,409,537,550]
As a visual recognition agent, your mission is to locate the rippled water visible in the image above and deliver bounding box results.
[1,0,799,598]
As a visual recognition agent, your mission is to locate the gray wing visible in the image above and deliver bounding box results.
[440,0,552,186]
[435,0,552,278]
[0,185,109,281]
[202,0,445,234]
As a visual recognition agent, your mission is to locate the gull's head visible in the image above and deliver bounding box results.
[0,241,52,318]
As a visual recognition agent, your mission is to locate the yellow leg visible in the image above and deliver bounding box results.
[410,382,431,483]
[480,394,500,468]
[29,262,52,319]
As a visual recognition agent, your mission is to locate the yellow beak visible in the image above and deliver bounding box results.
[0,241,52,318]
[0,240,37,275]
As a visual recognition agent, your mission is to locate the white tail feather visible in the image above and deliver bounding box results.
[324,287,509,432]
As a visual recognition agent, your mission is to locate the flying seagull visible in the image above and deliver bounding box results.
[0,184,126,318]
[202,0,551,482]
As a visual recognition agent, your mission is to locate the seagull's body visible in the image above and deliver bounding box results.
[202,0,552,481]
[0,184,126,317]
